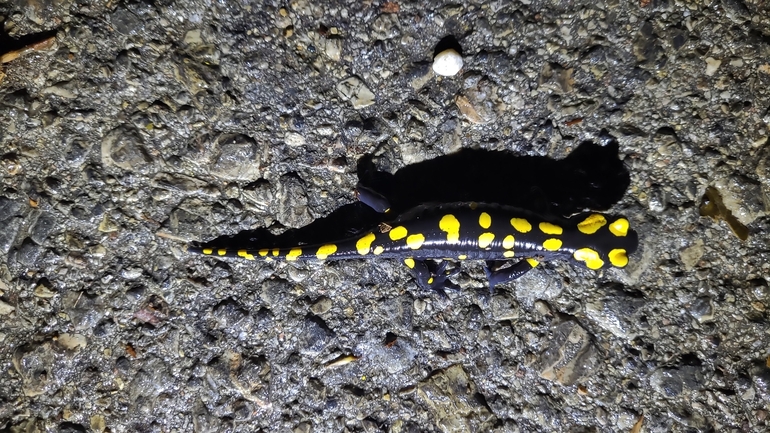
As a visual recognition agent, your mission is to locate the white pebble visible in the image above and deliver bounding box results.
[705,57,721,76]
[432,49,463,76]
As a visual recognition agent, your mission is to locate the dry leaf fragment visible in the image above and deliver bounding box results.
[381,2,400,13]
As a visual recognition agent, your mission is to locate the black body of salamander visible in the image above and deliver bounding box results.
[189,188,638,291]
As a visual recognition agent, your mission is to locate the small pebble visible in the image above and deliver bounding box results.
[432,49,463,76]
[705,57,721,76]
[0,300,14,315]
[310,297,332,315]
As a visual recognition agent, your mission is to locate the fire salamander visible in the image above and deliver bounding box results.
[189,186,638,291]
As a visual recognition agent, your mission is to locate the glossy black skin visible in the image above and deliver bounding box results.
[190,201,638,293]
[351,202,638,265]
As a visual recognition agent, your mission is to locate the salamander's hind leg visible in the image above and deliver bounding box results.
[356,184,391,213]
[484,258,540,292]
[404,258,460,295]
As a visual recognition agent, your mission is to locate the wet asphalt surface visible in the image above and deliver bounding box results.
[2,0,770,432]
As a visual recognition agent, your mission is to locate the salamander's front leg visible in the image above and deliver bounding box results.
[356,184,391,213]
[484,258,540,291]
[403,258,459,293]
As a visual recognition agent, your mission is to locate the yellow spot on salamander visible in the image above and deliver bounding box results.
[406,234,425,249]
[316,244,337,260]
[458,254,467,260]
[577,214,607,234]
[237,250,255,260]
[258,249,269,257]
[511,218,532,233]
[356,232,376,255]
[389,226,408,241]
[609,218,630,237]
[542,238,562,251]
[202,248,213,255]
[217,249,227,256]
[478,232,495,249]
[539,222,563,235]
[439,214,461,243]
[608,248,628,267]
[286,248,302,261]
[526,258,540,267]
[373,245,384,255]
[503,251,515,258]
[502,235,515,249]
[427,277,434,285]
[479,212,492,229]
[404,258,415,269]
[573,248,605,269]
[272,249,280,257]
